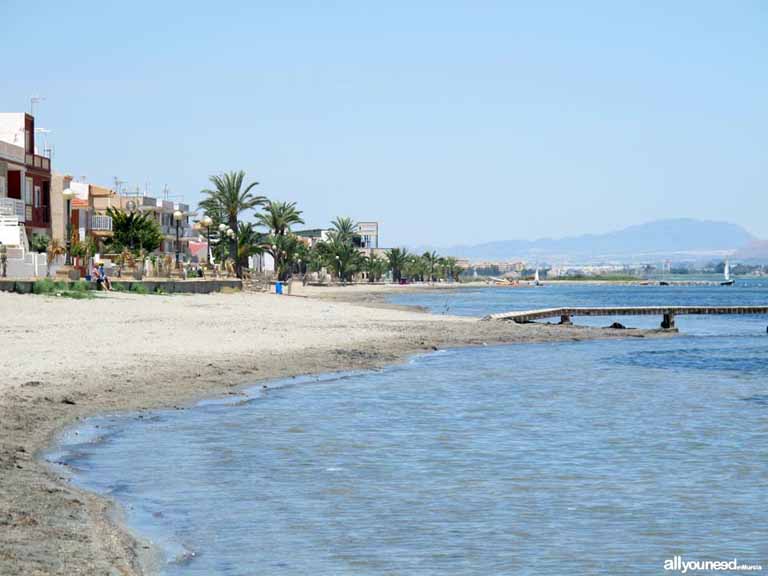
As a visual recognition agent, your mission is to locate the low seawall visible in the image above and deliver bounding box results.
[0,279,242,294]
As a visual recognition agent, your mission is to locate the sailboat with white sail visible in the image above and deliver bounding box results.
[721,258,735,286]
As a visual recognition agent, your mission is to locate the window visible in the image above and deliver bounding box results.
[34,185,41,207]
[25,177,33,205]
[0,175,6,197]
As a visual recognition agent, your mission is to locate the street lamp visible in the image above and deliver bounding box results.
[124,200,137,252]
[214,223,227,263]
[61,188,75,265]
[201,215,213,264]
[173,210,183,268]
[225,227,236,267]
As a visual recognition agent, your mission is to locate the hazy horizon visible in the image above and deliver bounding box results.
[416,217,759,249]
[3,1,766,247]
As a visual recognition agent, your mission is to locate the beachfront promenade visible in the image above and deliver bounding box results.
[483,306,768,329]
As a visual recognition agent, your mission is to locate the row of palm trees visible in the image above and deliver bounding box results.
[384,248,462,283]
[197,170,463,283]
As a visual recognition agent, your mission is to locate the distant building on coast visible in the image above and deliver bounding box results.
[355,221,379,249]
[295,220,381,253]
[294,228,332,248]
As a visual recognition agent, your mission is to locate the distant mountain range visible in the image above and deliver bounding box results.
[734,240,768,262]
[418,219,757,263]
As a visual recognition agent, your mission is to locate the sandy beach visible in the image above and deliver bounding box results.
[0,284,670,575]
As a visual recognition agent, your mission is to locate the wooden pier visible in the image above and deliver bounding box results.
[482,306,768,330]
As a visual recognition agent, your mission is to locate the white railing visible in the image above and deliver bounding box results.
[91,214,113,231]
[0,197,25,222]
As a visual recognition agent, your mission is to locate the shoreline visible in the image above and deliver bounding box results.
[0,283,671,575]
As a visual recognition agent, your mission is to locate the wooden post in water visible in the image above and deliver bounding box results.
[661,312,676,330]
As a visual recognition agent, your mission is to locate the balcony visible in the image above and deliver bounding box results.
[162,224,195,238]
[91,214,113,232]
[0,197,25,222]
[25,154,50,172]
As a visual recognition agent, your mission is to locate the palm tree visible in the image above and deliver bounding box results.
[363,254,388,283]
[442,256,462,282]
[330,216,358,244]
[385,248,409,283]
[106,207,163,254]
[255,200,304,237]
[199,171,265,269]
[236,222,266,272]
[267,233,303,281]
[422,251,440,282]
[320,236,362,283]
[404,254,428,282]
[256,201,305,280]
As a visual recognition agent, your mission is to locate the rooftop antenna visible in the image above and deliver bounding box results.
[35,128,52,157]
[162,184,170,200]
[113,177,126,195]
[30,96,46,117]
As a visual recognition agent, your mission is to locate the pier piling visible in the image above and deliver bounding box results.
[661,313,676,330]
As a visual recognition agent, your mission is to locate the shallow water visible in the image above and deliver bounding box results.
[50,283,768,575]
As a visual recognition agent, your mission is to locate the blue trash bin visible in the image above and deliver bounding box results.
[275,281,283,295]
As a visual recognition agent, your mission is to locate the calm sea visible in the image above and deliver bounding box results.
[49,281,768,575]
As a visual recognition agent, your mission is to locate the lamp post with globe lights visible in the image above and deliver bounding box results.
[124,200,137,252]
[173,210,183,269]
[226,225,236,264]
[201,215,213,265]
[216,223,227,264]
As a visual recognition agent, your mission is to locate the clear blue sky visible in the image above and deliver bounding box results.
[2,0,766,247]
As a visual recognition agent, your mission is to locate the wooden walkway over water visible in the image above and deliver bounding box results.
[483,306,768,329]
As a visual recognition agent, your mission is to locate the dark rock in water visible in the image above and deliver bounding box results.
[608,322,627,330]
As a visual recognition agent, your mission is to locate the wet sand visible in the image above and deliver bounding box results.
[0,284,670,575]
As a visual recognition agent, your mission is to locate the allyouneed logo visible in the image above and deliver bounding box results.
[664,556,763,573]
